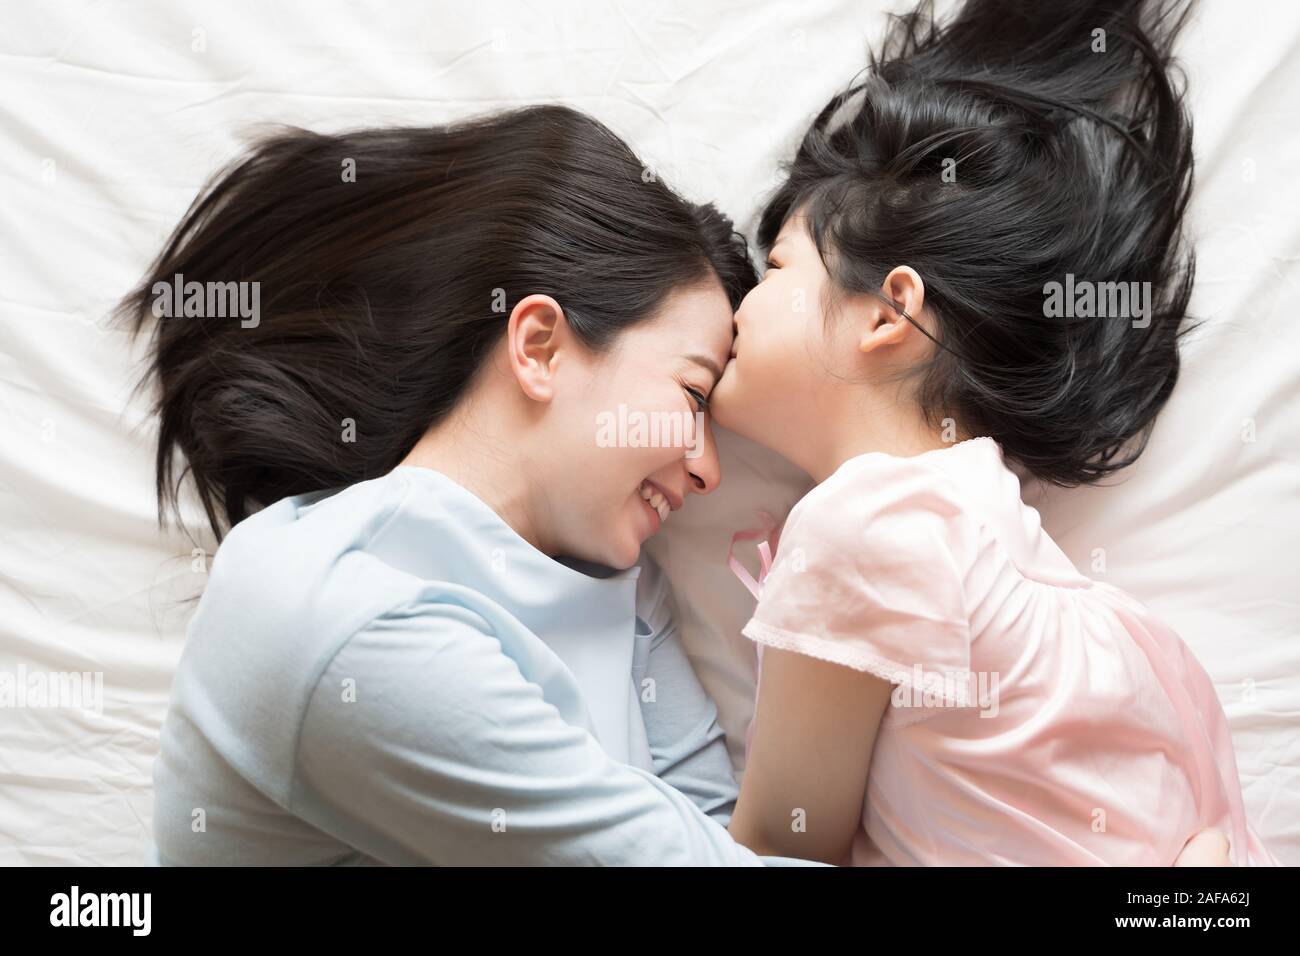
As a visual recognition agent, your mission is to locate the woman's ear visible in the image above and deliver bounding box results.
[858,266,925,355]
[506,294,564,402]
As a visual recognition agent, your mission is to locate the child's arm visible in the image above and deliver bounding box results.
[726,646,1236,866]
[1174,829,1232,866]
[729,646,893,864]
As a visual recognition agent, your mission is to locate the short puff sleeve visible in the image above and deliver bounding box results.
[741,454,983,717]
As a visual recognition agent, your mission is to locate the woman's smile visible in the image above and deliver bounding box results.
[635,477,681,534]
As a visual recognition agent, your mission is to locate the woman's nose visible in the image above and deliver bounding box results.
[684,419,722,495]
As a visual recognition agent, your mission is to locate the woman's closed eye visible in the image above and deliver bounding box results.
[684,385,710,413]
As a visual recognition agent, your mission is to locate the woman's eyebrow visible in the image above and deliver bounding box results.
[685,353,723,383]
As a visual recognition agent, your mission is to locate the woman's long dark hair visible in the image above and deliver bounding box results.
[760,0,1196,485]
[119,105,756,540]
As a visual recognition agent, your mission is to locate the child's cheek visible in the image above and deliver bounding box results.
[772,287,811,372]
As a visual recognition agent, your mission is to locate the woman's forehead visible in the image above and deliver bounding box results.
[634,284,733,359]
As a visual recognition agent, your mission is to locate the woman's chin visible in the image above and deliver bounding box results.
[602,537,643,571]
[603,512,650,570]
[573,539,640,572]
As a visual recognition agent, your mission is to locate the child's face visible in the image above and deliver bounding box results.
[711,215,858,467]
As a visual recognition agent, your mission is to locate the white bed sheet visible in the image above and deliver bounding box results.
[1,0,1296,865]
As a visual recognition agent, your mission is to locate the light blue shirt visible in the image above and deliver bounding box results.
[151,465,807,865]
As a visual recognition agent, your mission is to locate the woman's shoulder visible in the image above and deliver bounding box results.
[185,468,489,708]
[201,471,418,617]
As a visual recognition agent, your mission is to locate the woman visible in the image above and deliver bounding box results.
[126,103,1225,865]
[126,104,776,865]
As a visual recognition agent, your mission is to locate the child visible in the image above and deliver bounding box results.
[710,0,1277,866]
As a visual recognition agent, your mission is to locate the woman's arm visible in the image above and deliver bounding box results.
[637,604,740,827]
[294,601,766,866]
[634,554,740,826]
[729,647,893,864]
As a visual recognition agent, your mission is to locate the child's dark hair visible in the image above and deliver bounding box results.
[760,0,1196,485]
[118,105,756,540]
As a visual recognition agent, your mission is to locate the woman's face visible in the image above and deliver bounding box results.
[549,280,734,569]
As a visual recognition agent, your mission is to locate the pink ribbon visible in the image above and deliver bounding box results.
[726,510,781,600]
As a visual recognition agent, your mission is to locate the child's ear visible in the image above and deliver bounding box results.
[858,266,926,355]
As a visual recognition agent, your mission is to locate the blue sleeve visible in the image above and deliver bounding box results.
[291,600,766,866]
[633,556,740,827]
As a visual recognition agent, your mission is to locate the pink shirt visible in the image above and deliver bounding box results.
[742,438,1277,866]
